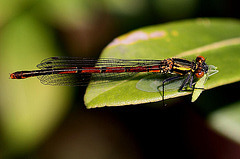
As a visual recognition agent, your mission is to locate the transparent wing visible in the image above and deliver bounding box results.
[37,72,147,86]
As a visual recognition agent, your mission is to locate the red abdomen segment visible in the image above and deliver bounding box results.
[80,66,162,73]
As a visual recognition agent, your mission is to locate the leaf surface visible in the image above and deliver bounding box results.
[85,18,240,108]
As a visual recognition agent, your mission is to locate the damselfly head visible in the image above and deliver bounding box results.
[194,56,208,78]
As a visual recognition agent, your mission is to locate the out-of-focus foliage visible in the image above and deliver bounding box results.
[154,0,199,20]
[208,101,240,144]
[0,15,74,156]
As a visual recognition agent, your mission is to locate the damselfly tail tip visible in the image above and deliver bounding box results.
[10,73,17,79]
[10,71,25,79]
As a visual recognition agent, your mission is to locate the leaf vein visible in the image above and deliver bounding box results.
[176,37,240,57]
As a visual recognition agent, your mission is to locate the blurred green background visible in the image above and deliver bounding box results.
[0,0,239,158]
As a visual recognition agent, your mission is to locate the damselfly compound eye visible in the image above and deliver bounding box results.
[196,56,205,63]
[195,71,204,78]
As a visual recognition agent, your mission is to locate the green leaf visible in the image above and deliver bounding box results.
[84,18,240,108]
[191,74,206,103]
[0,0,36,26]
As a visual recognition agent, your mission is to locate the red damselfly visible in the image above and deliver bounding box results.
[10,56,216,104]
